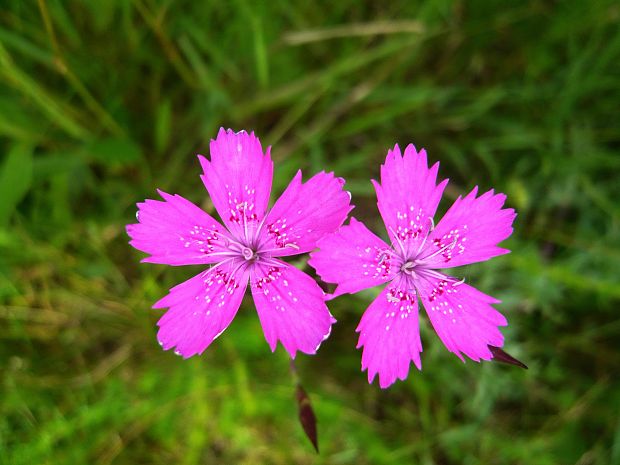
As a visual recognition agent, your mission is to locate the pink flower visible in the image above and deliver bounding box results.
[309,144,516,388]
[127,129,352,359]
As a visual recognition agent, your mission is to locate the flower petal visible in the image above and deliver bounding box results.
[155,260,249,358]
[250,260,336,358]
[198,128,273,237]
[416,271,507,362]
[373,144,448,257]
[356,278,422,389]
[127,190,232,266]
[309,217,397,298]
[419,187,516,268]
[258,170,352,257]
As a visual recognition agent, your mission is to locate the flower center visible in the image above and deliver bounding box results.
[241,246,256,261]
[400,261,417,276]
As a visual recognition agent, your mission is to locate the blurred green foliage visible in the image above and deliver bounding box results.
[1,1,619,464]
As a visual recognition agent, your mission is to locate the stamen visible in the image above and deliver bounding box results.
[414,216,437,259]
[203,228,246,255]
[452,277,466,286]
[257,242,300,257]
[418,236,458,263]
[202,251,242,259]
[420,269,448,281]
[241,202,250,244]
[205,257,237,276]
[418,268,449,281]
[206,229,229,244]
[225,260,248,286]
[377,248,399,265]
[388,226,408,257]
[252,214,270,249]
[259,257,284,269]
[257,247,284,256]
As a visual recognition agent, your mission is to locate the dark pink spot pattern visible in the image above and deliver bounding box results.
[127,128,352,359]
[310,143,516,388]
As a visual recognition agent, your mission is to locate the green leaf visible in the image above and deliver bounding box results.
[84,137,142,167]
[0,142,33,227]
[155,99,172,156]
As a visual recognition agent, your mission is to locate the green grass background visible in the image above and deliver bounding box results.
[1,1,619,464]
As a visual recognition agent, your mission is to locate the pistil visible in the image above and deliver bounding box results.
[400,261,417,276]
[241,246,257,261]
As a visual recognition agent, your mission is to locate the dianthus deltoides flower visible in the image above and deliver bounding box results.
[309,144,516,388]
[127,129,352,358]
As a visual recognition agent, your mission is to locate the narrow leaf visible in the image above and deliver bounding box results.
[85,137,141,167]
[489,345,528,369]
[0,142,33,227]
[295,384,319,453]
